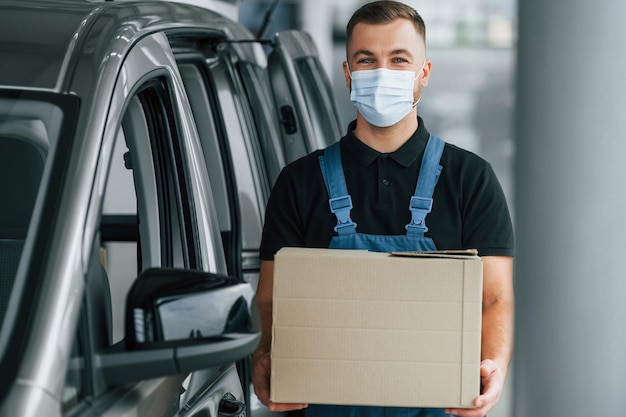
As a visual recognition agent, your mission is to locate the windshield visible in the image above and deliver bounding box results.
[0,89,79,373]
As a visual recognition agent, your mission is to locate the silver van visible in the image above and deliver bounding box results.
[0,1,342,416]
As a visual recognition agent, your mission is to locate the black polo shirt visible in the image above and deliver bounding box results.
[260,118,514,260]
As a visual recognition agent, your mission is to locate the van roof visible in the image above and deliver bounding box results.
[0,0,244,91]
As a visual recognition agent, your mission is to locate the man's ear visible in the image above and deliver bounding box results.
[343,61,352,90]
[420,59,432,88]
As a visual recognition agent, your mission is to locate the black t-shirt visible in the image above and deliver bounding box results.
[260,118,514,260]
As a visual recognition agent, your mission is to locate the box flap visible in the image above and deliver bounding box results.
[391,248,479,259]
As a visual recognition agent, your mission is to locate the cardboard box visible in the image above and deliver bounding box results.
[270,247,483,409]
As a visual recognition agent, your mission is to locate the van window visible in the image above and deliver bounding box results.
[237,62,286,185]
[293,57,342,149]
[177,55,268,280]
[102,76,203,341]
[177,61,240,277]
[0,91,79,393]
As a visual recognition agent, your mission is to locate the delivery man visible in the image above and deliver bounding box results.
[252,1,514,416]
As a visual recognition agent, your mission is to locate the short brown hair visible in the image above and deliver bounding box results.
[346,1,426,44]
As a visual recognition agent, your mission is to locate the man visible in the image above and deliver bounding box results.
[252,1,514,416]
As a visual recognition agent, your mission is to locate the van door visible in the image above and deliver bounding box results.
[171,33,276,416]
[267,30,344,164]
[64,32,243,417]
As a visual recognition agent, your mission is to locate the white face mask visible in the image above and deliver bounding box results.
[349,63,424,128]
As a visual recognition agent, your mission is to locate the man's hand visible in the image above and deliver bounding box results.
[445,255,514,416]
[444,359,505,417]
[252,351,308,412]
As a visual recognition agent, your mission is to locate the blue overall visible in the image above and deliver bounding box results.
[307,135,450,417]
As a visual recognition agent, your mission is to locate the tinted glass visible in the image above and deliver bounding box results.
[0,90,79,378]
[294,57,341,149]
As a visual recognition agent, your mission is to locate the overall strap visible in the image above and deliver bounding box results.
[406,135,445,236]
[318,142,357,235]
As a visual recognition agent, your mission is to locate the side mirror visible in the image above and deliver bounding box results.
[97,268,260,385]
[125,267,254,347]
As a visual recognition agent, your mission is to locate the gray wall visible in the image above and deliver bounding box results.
[514,1,626,415]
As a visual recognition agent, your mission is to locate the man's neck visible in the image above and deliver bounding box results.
[353,111,418,153]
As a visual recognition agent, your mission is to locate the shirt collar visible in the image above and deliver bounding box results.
[342,116,431,168]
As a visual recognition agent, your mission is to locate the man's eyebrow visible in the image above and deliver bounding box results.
[390,48,414,57]
[351,49,374,60]
[351,48,415,60]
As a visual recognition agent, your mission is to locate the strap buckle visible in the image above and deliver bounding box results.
[329,195,357,233]
[405,196,433,233]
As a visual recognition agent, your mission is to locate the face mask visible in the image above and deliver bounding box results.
[349,64,424,128]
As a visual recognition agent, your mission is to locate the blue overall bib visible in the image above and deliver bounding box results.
[307,135,450,417]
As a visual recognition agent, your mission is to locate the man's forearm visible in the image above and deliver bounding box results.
[480,256,515,376]
[481,296,514,376]
[253,260,276,360]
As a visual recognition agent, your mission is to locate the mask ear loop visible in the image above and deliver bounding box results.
[412,60,427,108]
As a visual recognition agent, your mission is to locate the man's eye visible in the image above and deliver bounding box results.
[358,58,373,64]
[392,57,408,63]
